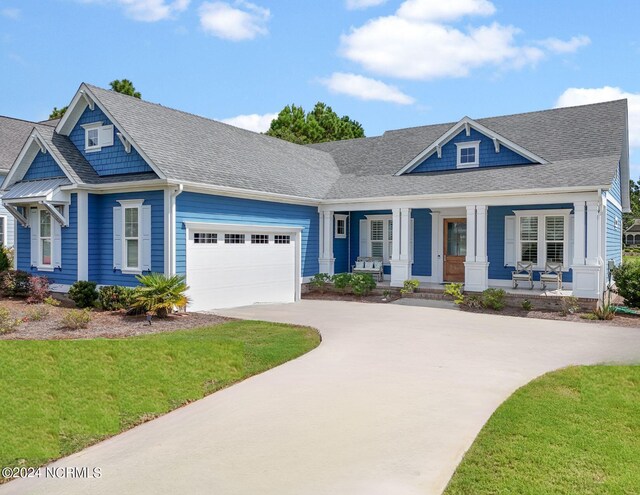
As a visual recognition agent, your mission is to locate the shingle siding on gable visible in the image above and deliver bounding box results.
[606,201,622,268]
[87,191,164,286]
[410,128,535,173]
[487,204,574,283]
[610,163,621,204]
[16,193,78,285]
[23,151,66,180]
[69,106,154,177]
[175,192,319,278]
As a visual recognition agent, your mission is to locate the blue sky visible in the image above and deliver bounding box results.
[1,0,639,179]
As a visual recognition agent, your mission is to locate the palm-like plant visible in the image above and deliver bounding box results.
[133,273,190,318]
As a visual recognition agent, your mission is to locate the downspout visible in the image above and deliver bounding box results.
[169,184,183,276]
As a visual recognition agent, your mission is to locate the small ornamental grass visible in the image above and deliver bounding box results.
[25,305,49,322]
[481,288,506,311]
[0,306,20,334]
[61,308,92,330]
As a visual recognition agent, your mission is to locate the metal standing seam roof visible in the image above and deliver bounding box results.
[2,177,71,200]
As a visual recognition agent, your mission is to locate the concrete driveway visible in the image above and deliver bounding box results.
[3,300,639,495]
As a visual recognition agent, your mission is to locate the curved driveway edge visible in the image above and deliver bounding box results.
[2,300,639,495]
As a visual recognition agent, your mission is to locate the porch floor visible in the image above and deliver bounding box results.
[376,281,573,298]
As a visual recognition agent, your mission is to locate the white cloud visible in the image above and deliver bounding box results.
[320,72,415,105]
[1,8,20,19]
[396,0,495,21]
[198,1,270,41]
[538,35,591,54]
[78,0,189,22]
[556,86,640,148]
[339,0,588,81]
[221,112,277,132]
[346,0,387,10]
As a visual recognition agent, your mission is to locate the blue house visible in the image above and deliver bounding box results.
[0,84,630,309]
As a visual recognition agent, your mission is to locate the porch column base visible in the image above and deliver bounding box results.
[464,261,489,292]
[318,258,335,276]
[390,260,411,287]
[571,265,601,299]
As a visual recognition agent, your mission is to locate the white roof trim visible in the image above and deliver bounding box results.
[394,116,549,176]
[55,83,166,180]
[183,221,303,233]
[3,129,76,188]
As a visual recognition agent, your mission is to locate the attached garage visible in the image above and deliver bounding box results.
[184,222,302,311]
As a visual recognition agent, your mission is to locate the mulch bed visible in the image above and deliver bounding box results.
[0,298,231,340]
[303,292,640,328]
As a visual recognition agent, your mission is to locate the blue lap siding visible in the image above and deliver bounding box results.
[17,193,78,285]
[411,128,534,173]
[87,191,164,286]
[487,204,574,283]
[175,192,319,278]
[606,164,623,270]
[69,106,155,177]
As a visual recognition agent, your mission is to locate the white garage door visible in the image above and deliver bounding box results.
[185,225,299,311]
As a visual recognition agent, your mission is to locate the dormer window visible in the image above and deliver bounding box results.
[456,141,480,168]
[82,122,114,152]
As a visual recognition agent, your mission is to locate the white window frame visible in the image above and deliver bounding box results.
[334,214,347,239]
[82,122,114,153]
[0,215,6,247]
[514,209,572,271]
[118,199,143,274]
[455,140,480,168]
[39,209,53,270]
[366,214,393,264]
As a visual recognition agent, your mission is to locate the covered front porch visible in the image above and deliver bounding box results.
[318,194,606,300]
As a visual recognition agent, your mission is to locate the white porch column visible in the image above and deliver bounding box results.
[431,211,443,284]
[77,191,88,281]
[318,210,335,275]
[572,200,602,298]
[464,205,489,291]
[390,207,411,286]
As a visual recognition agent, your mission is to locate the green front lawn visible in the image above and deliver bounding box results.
[445,366,640,494]
[0,321,319,476]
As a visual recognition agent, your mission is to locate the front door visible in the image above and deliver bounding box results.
[444,218,466,282]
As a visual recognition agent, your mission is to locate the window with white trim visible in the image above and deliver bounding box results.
[124,206,140,270]
[368,217,393,263]
[194,233,217,244]
[514,210,571,269]
[251,234,269,244]
[40,210,52,267]
[225,234,245,244]
[334,214,347,239]
[456,141,480,168]
[274,235,290,244]
[82,122,114,152]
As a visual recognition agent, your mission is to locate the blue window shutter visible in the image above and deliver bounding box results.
[113,207,122,270]
[359,219,368,257]
[52,219,62,269]
[504,216,516,267]
[141,205,152,271]
[29,208,38,267]
[99,125,114,147]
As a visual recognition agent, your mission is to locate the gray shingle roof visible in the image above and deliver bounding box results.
[84,84,341,199]
[0,116,35,173]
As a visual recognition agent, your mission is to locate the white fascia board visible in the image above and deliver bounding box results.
[3,130,77,187]
[395,116,549,176]
[180,180,321,206]
[183,221,303,233]
[55,83,88,135]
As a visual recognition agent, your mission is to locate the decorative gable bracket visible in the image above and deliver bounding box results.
[32,134,47,154]
[395,116,548,176]
[4,204,28,228]
[79,90,95,111]
[117,132,132,153]
[39,201,68,227]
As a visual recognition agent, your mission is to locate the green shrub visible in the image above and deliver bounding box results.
[26,276,50,304]
[482,288,506,311]
[0,270,31,297]
[310,273,331,293]
[400,279,420,295]
[68,281,98,308]
[611,262,640,308]
[560,295,580,316]
[521,299,533,311]
[132,273,189,318]
[43,296,61,307]
[26,305,49,321]
[463,294,482,309]
[444,283,465,305]
[350,273,376,297]
[331,272,353,291]
[0,247,11,272]
[98,285,136,311]
[0,306,20,334]
[382,289,392,300]
[62,308,92,330]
